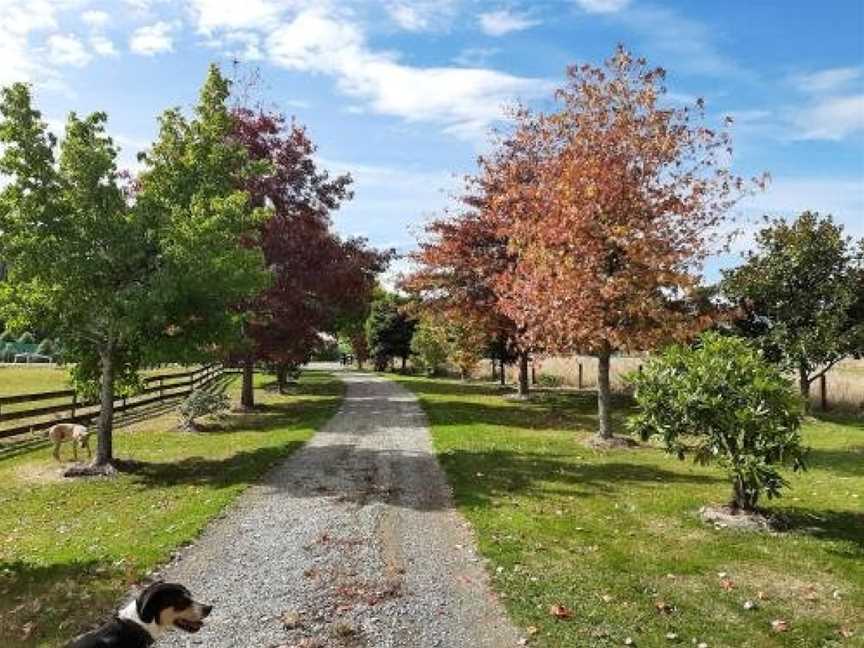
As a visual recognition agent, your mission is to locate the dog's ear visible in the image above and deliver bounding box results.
[137,582,192,624]
[137,582,169,623]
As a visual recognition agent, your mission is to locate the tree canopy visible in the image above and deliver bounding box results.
[722,211,864,401]
[0,66,268,469]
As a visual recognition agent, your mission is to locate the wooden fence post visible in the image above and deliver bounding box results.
[578,362,583,390]
[531,364,536,385]
[71,392,77,419]
[820,373,828,411]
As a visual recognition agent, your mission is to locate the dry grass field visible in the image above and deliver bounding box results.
[478,356,864,413]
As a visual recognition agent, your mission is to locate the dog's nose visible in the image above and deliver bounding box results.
[202,605,213,618]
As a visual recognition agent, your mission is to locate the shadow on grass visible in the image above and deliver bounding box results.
[776,507,864,554]
[805,445,864,478]
[439,448,724,505]
[0,559,125,647]
[192,396,342,434]
[424,398,633,434]
[115,441,306,488]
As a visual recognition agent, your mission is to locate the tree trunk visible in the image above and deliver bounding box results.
[518,352,529,397]
[500,359,506,386]
[401,355,407,372]
[241,354,255,409]
[276,364,288,394]
[799,365,811,411]
[596,346,613,439]
[732,478,758,513]
[95,344,115,466]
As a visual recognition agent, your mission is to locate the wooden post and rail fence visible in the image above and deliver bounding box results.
[0,364,226,441]
[517,357,838,411]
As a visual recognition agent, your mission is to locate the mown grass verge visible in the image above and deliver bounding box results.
[0,370,343,647]
[393,375,863,648]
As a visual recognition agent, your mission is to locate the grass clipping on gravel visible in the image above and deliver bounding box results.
[0,371,343,648]
[393,375,863,648]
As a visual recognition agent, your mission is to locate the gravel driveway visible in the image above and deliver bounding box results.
[157,371,522,648]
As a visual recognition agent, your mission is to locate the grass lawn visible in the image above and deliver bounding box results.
[0,364,199,396]
[393,375,864,648]
[0,370,343,647]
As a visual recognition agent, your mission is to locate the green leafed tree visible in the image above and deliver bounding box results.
[0,66,266,472]
[722,211,864,403]
[628,332,807,513]
[365,294,416,371]
[410,314,450,375]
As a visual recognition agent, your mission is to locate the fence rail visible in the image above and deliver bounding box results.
[0,364,225,440]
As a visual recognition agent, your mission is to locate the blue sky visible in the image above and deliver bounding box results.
[3,0,863,281]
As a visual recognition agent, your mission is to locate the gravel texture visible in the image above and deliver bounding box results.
[156,371,522,648]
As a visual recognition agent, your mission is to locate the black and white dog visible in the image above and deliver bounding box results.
[67,582,212,647]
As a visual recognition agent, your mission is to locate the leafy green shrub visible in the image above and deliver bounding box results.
[178,389,230,431]
[627,332,807,512]
[0,330,14,344]
[16,331,34,345]
[35,338,55,357]
[410,316,449,376]
[537,373,564,388]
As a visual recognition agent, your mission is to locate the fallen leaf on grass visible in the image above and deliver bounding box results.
[837,626,854,639]
[771,619,790,633]
[549,603,572,620]
[719,578,735,591]
[526,626,539,635]
[665,632,678,641]
[654,600,674,614]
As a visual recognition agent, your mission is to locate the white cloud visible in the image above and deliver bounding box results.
[90,34,118,56]
[792,66,862,94]
[188,0,284,33]
[384,1,459,32]
[0,0,60,87]
[82,9,110,29]
[573,0,630,13]
[386,2,429,31]
[478,10,540,37]
[3,0,58,35]
[791,95,864,141]
[130,21,176,56]
[47,33,92,67]
[266,8,549,140]
[453,47,501,67]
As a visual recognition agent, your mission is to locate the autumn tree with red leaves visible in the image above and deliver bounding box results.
[404,193,533,395]
[232,107,388,404]
[496,47,765,442]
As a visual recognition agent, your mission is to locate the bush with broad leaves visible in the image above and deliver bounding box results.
[627,332,807,513]
[178,389,230,431]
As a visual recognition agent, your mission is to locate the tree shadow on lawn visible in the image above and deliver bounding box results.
[258,376,344,397]
[426,397,634,433]
[191,396,342,434]
[774,507,864,554]
[804,445,864,478]
[0,558,128,647]
[439,448,725,506]
[116,440,307,489]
